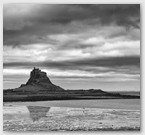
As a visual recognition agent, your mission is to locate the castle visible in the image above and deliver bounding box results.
[26,67,52,85]
[14,67,65,92]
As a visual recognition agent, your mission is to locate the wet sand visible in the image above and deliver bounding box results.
[3,99,140,131]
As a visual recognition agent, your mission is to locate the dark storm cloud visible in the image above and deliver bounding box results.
[3,4,140,46]
[71,56,140,67]
[27,4,140,27]
[4,56,140,71]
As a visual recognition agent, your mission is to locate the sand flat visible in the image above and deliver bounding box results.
[3,99,140,131]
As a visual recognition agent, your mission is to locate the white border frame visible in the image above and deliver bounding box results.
[1,1,144,135]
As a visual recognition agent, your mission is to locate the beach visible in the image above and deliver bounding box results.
[3,99,140,131]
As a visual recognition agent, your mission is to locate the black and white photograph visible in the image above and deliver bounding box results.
[3,3,140,131]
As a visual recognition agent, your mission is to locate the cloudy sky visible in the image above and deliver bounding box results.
[3,4,140,91]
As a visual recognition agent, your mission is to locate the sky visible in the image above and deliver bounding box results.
[3,4,140,91]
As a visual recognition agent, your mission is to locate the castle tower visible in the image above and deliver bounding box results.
[26,67,52,85]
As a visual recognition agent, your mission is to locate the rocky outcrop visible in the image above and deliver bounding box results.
[26,67,52,85]
[14,67,65,92]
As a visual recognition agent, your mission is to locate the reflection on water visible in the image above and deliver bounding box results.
[27,106,50,122]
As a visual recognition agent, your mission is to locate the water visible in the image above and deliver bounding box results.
[3,99,140,131]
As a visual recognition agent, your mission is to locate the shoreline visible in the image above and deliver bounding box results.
[3,95,140,102]
[4,99,140,110]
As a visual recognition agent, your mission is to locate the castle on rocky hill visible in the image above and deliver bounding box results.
[26,67,52,85]
[14,67,65,92]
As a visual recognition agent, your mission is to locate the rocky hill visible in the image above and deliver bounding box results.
[14,67,64,92]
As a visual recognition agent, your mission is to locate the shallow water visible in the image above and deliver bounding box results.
[3,99,140,131]
[5,99,140,110]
